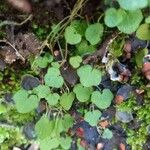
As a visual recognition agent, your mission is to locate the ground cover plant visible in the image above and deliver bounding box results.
[0,0,150,150]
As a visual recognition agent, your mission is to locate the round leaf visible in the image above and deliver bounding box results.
[40,137,59,150]
[136,24,150,40]
[60,92,75,110]
[73,84,93,102]
[117,0,148,10]
[60,137,72,149]
[91,89,113,109]
[35,116,54,140]
[64,26,81,45]
[85,23,103,45]
[33,85,50,99]
[69,56,82,68]
[84,110,101,126]
[44,67,64,88]
[77,65,102,87]
[14,90,39,113]
[45,93,60,106]
[117,10,143,34]
[104,8,125,27]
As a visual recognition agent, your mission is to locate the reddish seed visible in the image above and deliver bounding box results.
[99,120,109,128]
[142,62,150,80]
[119,143,126,150]
[76,127,84,137]
[115,95,124,105]
[80,139,88,148]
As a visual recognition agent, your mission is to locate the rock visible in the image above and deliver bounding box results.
[23,123,37,140]
[21,75,40,90]
[116,111,133,123]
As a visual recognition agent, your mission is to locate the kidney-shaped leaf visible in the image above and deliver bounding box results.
[44,67,64,88]
[84,110,101,126]
[77,65,102,87]
[64,26,82,45]
[117,10,143,34]
[117,0,148,10]
[13,89,39,113]
[91,89,113,109]
[73,84,93,102]
[85,23,103,45]
[60,92,75,110]
[35,116,54,140]
[105,8,125,27]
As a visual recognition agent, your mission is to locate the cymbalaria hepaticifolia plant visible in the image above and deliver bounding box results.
[0,0,150,149]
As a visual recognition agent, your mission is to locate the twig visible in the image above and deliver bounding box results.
[0,15,32,28]
[0,39,25,62]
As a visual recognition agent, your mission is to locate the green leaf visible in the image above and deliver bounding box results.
[51,62,60,68]
[117,10,143,34]
[135,48,148,68]
[64,26,81,45]
[70,20,87,36]
[60,137,72,149]
[62,114,74,131]
[33,85,50,99]
[40,137,59,150]
[136,24,150,40]
[45,93,60,106]
[14,90,39,113]
[117,0,148,10]
[104,8,125,27]
[91,89,113,109]
[35,115,54,140]
[69,56,82,68]
[0,104,7,114]
[84,110,101,126]
[34,53,53,69]
[77,65,102,87]
[145,16,150,23]
[76,40,96,55]
[85,23,103,45]
[60,92,75,110]
[44,67,64,88]
[53,118,64,136]
[73,84,93,102]
[102,128,113,139]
